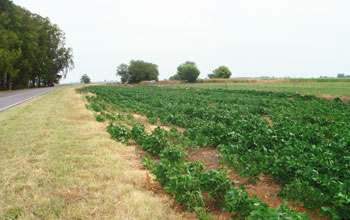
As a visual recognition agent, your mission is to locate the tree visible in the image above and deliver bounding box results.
[169,74,181,80]
[80,74,91,84]
[208,66,232,79]
[0,0,74,91]
[116,60,159,84]
[116,63,129,83]
[177,61,200,83]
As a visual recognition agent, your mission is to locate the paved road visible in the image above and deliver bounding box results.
[0,87,59,112]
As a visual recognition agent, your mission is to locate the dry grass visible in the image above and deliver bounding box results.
[0,89,29,95]
[0,88,195,220]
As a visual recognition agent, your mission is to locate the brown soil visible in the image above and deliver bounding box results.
[261,115,274,127]
[319,94,350,103]
[186,147,329,220]
[82,91,96,97]
[132,113,184,134]
[288,97,295,102]
[186,147,221,170]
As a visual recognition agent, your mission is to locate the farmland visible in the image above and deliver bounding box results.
[78,85,350,219]
[158,81,350,98]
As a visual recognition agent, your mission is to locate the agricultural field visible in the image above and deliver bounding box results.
[78,85,350,219]
[158,81,350,98]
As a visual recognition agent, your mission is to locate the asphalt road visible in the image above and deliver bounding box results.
[0,87,59,112]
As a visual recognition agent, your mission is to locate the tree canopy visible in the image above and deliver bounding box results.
[0,0,74,91]
[80,74,91,84]
[116,60,159,84]
[176,61,200,83]
[208,66,232,79]
[169,74,181,81]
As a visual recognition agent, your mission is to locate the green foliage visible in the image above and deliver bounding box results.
[247,200,311,220]
[140,127,170,155]
[169,74,181,80]
[277,180,329,210]
[142,155,155,169]
[159,146,185,163]
[94,113,105,122]
[116,60,159,84]
[78,85,350,219]
[106,123,130,144]
[116,63,129,83]
[80,74,91,84]
[0,0,74,90]
[152,159,206,211]
[200,169,232,206]
[130,123,145,140]
[177,61,200,83]
[208,66,232,79]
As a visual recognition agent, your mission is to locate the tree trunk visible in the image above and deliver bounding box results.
[8,75,11,90]
[2,72,8,90]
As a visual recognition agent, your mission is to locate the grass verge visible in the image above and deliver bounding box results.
[0,88,194,220]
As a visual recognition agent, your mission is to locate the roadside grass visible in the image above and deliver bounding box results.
[0,91,12,95]
[0,88,30,95]
[158,82,350,97]
[0,88,194,220]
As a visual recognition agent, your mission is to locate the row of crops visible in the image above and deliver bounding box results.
[77,86,350,219]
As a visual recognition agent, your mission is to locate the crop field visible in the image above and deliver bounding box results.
[78,85,350,219]
[158,82,350,98]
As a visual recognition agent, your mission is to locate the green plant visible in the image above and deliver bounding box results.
[106,123,130,144]
[94,113,105,122]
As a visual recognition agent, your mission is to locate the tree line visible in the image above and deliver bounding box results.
[0,0,74,91]
[116,60,232,84]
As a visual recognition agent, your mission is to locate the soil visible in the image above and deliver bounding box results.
[319,94,350,103]
[261,115,274,127]
[132,113,184,134]
[185,147,329,220]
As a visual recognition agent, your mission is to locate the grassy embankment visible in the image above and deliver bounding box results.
[0,88,194,220]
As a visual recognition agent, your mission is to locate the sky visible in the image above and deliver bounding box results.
[15,0,350,83]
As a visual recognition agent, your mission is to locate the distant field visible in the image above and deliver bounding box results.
[191,78,350,83]
[158,81,350,98]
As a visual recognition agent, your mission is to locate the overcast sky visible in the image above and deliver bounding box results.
[15,0,350,83]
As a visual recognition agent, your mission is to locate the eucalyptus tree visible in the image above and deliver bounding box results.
[0,0,74,90]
